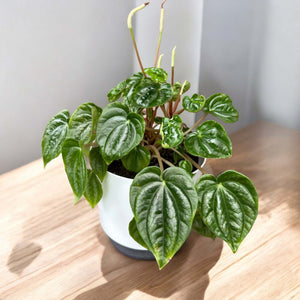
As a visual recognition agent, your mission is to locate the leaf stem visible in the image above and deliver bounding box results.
[172,80,188,114]
[173,108,185,115]
[153,155,175,167]
[170,148,207,174]
[128,2,150,77]
[148,145,164,171]
[160,104,169,117]
[183,113,208,136]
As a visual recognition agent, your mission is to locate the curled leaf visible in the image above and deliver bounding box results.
[160,115,184,148]
[182,94,205,112]
[144,67,168,82]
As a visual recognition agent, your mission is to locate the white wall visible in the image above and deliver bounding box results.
[134,0,204,126]
[200,0,300,132]
[0,0,134,173]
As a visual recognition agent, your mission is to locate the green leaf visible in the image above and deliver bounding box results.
[121,145,150,173]
[144,67,168,82]
[123,72,144,99]
[84,170,103,208]
[129,218,149,249]
[130,166,198,269]
[179,160,193,173]
[89,147,107,181]
[96,102,145,164]
[203,93,239,123]
[107,81,126,102]
[182,94,206,112]
[172,81,191,100]
[195,170,258,252]
[128,78,173,109]
[192,211,216,239]
[62,139,87,203]
[160,115,184,148]
[69,103,102,145]
[42,110,70,167]
[184,120,232,158]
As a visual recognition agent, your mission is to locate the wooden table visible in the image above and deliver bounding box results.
[0,121,299,300]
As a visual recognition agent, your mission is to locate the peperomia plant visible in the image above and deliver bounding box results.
[42,1,258,269]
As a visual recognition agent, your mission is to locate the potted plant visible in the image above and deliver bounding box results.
[42,1,258,270]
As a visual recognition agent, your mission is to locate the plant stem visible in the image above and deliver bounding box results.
[146,127,160,132]
[173,80,187,114]
[168,46,176,117]
[148,145,164,172]
[183,113,208,136]
[83,142,98,148]
[154,5,165,67]
[127,2,150,77]
[153,155,175,167]
[170,148,207,174]
[160,104,169,117]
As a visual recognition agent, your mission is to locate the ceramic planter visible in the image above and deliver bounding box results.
[98,158,206,260]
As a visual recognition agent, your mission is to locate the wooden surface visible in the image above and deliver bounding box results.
[0,121,300,300]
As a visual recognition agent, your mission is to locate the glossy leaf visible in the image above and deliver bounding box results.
[192,211,216,239]
[96,102,145,164]
[62,139,87,203]
[89,147,107,181]
[107,81,126,102]
[172,81,191,100]
[182,94,205,112]
[69,103,102,145]
[84,170,103,208]
[195,170,258,252]
[130,166,198,269]
[184,120,232,158]
[203,93,239,123]
[42,110,69,167]
[179,160,193,173]
[160,115,183,148]
[121,145,150,173]
[123,72,144,100]
[144,67,168,82]
[128,78,173,109]
[129,218,149,249]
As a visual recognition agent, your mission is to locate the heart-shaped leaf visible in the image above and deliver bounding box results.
[129,218,149,249]
[84,170,103,208]
[62,139,87,202]
[195,170,258,252]
[203,93,239,123]
[192,211,216,239]
[96,102,145,164]
[89,147,107,181]
[130,166,198,269]
[121,145,150,173]
[69,103,102,145]
[42,110,70,167]
[144,67,168,82]
[107,81,126,102]
[182,94,206,112]
[160,115,184,148]
[172,81,191,100]
[184,120,232,158]
[128,78,173,109]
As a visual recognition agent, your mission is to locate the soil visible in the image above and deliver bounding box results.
[107,148,203,179]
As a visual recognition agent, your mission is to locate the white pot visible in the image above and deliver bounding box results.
[98,159,206,256]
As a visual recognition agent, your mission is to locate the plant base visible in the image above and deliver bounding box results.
[109,238,155,260]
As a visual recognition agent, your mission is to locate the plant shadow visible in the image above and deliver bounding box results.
[75,230,223,300]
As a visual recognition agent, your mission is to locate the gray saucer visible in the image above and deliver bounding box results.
[109,238,155,260]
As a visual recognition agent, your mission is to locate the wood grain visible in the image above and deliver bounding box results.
[0,121,299,300]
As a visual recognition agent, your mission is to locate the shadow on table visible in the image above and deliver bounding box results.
[75,230,223,300]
